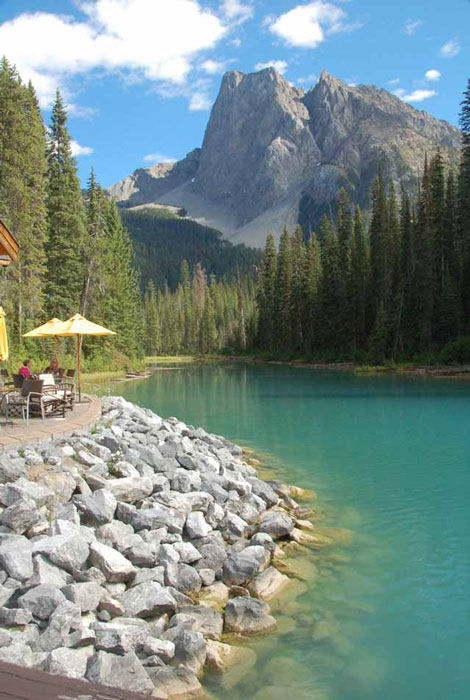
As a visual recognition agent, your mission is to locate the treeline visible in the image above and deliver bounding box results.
[143,262,257,355]
[0,58,143,366]
[120,207,262,291]
[256,79,470,363]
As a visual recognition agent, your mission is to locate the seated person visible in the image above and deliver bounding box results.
[19,359,33,380]
[43,357,63,378]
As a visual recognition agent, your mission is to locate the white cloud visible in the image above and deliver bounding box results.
[425,69,441,82]
[200,59,226,75]
[70,140,93,156]
[388,77,400,86]
[143,153,176,163]
[254,60,288,75]
[404,19,422,35]
[297,73,318,85]
[0,0,229,110]
[267,1,360,49]
[394,88,436,103]
[440,38,461,58]
[189,92,212,111]
[220,0,253,25]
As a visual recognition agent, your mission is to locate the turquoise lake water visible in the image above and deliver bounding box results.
[105,363,470,700]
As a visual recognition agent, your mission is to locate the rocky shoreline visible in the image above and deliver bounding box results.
[0,396,318,698]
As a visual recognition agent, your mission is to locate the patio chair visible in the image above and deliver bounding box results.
[46,373,75,410]
[0,369,14,388]
[23,378,66,425]
[12,373,24,388]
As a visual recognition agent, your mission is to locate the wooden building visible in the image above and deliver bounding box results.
[0,218,19,266]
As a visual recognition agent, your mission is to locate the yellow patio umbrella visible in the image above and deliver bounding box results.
[23,317,66,358]
[56,314,116,403]
[0,307,9,361]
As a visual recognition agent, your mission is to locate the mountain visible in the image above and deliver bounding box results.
[109,68,461,248]
[120,206,262,291]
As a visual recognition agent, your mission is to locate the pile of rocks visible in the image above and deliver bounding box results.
[0,396,313,698]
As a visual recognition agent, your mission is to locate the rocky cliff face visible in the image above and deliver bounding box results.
[108,69,461,246]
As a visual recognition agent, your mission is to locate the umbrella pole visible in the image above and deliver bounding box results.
[77,334,82,403]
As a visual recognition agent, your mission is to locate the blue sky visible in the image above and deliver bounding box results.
[0,0,468,187]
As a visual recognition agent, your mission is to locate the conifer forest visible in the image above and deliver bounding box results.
[0,56,469,367]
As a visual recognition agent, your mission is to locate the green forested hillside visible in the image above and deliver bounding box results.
[119,207,262,291]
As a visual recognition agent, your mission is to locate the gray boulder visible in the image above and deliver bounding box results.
[1,478,54,508]
[164,563,201,595]
[0,607,33,625]
[1,496,43,533]
[257,510,294,539]
[0,536,33,581]
[89,541,136,582]
[170,605,223,640]
[185,511,211,539]
[222,545,271,586]
[146,665,203,698]
[44,647,88,679]
[74,488,117,526]
[33,534,90,574]
[247,478,278,507]
[62,582,104,612]
[130,504,185,534]
[167,627,206,675]
[29,554,70,587]
[93,622,146,655]
[224,597,277,635]
[120,581,177,618]
[36,600,82,651]
[86,650,153,694]
[18,584,66,620]
[0,458,26,484]
[106,476,153,503]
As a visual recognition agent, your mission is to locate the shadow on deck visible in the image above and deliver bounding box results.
[0,395,102,450]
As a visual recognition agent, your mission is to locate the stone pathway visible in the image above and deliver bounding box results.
[0,395,101,450]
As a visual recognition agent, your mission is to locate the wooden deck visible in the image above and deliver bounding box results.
[0,660,156,700]
[0,395,102,450]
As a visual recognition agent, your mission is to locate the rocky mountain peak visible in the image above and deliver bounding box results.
[108,68,461,247]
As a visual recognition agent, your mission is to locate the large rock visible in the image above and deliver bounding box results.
[205,639,257,674]
[62,582,104,612]
[106,476,153,503]
[224,597,277,635]
[167,627,206,675]
[148,665,204,699]
[74,489,117,526]
[169,605,223,640]
[120,581,177,618]
[164,563,201,595]
[89,541,136,582]
[86,650,154,694]
[33,534,90,573]
[222,545,271,586]
[18,584,66,620]
[247,566,290,601]
[93,622,146,655]
[257,511,294,539]
[44,647,89,679]
[130,504,185,534]
[0,496,43,533]
[0,536,33,580]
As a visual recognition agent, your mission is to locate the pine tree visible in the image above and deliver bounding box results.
[199,291,217,354]
[45,90,86,319]
[274,229,293,350]
[413,157,433,349]
[303,232,322,352]
[144,280,160,355]
[318,216,343,352]
[458,79,470,331]
[368,302,388,364]
[369,167,391,319]
[81,168,108,317]
[0,60,48,341]
[290,225,306,352]
[350,206,369,350]
[256,234,277,350]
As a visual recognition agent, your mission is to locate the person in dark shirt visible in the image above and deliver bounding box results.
[43,357,63,378]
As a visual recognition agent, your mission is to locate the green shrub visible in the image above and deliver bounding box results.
[439,337,470,365]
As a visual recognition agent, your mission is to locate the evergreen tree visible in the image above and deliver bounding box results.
[144,280,160,355]
[0,60,47,341]
[45,90,86,318]
[303,232,322,352]
[257,234,277,349]
[199,291,217,354]
[290,225,306,352]
[458,79,470,330]
[274,229,293,350]
[413,157,434,348]
[350,206,369,349]
[318,216,343,352]
[369,167,391,319]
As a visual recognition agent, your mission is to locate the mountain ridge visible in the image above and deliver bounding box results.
[108,68,460,247]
